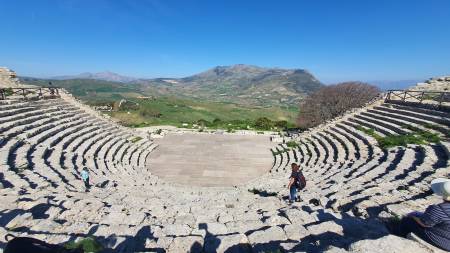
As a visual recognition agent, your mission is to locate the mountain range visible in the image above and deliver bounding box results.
[52,71,137,83]
[28,64,324,106]
[134,64,324,106]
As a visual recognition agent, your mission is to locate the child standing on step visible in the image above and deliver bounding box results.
[81,167,90,192]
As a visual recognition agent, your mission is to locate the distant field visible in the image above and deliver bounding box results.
[107,96,299,128]
[24,77,300,129]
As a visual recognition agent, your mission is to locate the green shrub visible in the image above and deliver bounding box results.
[286,140,298,148]
[197,119,210,127]
[275,120,288,129]
[254,117,274,130]
[65,237,103,253]
[4,88,14,96]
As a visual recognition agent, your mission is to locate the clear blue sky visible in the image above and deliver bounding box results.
[1,0,449,83]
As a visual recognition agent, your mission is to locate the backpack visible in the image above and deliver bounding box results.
[295,172,306,190]
[4,234,83,253]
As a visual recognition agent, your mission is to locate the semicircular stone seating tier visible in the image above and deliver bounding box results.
[0,91,449,253]
[262,100,450,219]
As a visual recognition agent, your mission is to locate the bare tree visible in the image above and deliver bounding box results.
[297,82,380,129]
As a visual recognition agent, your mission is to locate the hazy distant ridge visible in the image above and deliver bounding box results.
[52,71,137,83]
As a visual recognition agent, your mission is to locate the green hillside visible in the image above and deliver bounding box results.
[109,96,298,129]
[22,77,299,129]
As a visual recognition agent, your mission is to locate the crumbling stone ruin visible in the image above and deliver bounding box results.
[0,67,22,88]
[411,76,450,91]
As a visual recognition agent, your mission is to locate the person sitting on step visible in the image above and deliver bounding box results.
[391,178,450,251]
[287,163,306,203]
[81,167,90,192]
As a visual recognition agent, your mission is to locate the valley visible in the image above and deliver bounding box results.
[22,64,322,129]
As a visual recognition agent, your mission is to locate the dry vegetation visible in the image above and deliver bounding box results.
[297,82,380,129]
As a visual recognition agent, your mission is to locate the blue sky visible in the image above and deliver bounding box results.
[1,0,449,83]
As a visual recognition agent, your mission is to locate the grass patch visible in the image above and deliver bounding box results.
[64,237,103,253]
[130,136,143,143]
[286,140,299,148]
[4,88,14,96]
[357,125,441,149]
[423,123,450,138]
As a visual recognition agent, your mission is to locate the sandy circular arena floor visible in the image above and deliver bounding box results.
[147,133,274,187]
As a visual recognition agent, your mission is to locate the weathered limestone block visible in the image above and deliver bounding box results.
[173,214,196,226]
[204,233,251,253]
[283,223,309,240]
[202,222,228,235]
[166,235,203,253]
[30,219,62,232]
[346,235,436,253]
[225,220,265,234]
[307,221,343,236]
[247,226,287,253]
[217,213,234,223]
[407,233,447,253]
[5,213,33,229]
[264,214,291,226]
[161,224,192,237]
[282,207,318,224]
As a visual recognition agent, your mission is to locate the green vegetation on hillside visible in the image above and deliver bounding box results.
[23,77,300,129]
[109,96,298,130]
